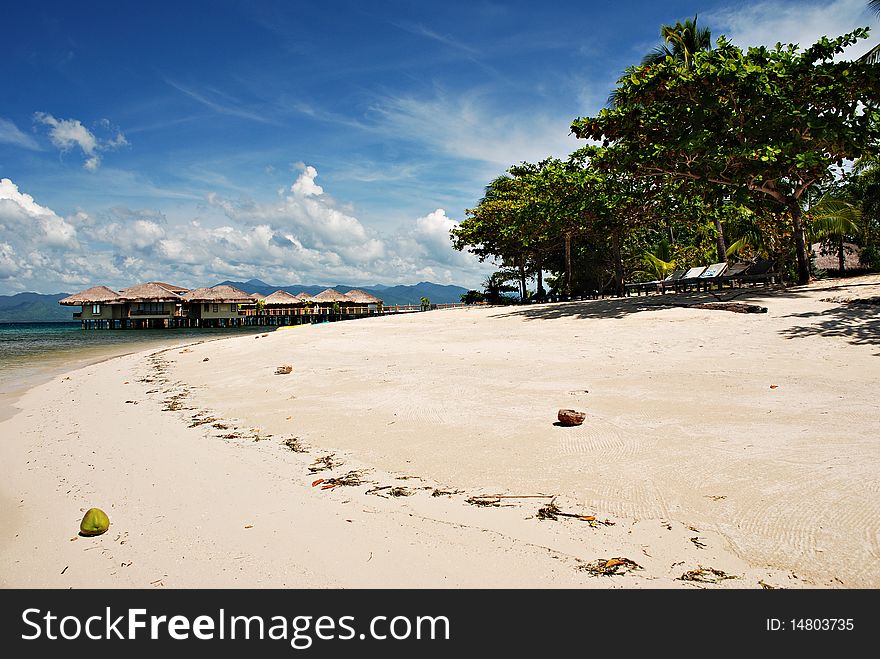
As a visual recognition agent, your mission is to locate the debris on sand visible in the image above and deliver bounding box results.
[536,498,614,527]
[202,357,209,362]
[677,567,738,584]
[282,437,308,453]
[308,454,341,473]
[466,497,504,507]
[79,508,110,537]
[690,537,707,549]
[188,416,218,427]
[318,470,370,490]
[688,302,767,314]
[577,557,642,576]
[275,365,293,375]
[431,488,462,497]
[366,485,414,498]
[557,409,586,426]
[759,580,779,590]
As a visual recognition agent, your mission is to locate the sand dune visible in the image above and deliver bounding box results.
[2,275,878,588]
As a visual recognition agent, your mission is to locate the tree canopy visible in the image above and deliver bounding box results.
[573,29,880,284]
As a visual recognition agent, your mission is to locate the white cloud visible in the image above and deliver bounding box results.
[707,0,874,58]
[371,89,580,170]
[0,242,19,279]
[0,170,490,294]
[0,118,40,150]
[290,165,324,197]
[33,113,128,170]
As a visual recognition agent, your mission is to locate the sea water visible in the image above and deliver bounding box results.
[0,322,265,420]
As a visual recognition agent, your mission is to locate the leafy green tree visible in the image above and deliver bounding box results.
[460,290,485,304]
[574,29,880,285]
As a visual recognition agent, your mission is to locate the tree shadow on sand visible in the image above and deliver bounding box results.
[492,286,808,322]
[779,303,880,355]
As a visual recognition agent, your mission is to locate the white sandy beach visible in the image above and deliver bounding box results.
[1,276,879,589]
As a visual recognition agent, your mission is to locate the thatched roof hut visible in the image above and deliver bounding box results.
[150,281,189,294]
[311,288,350,303]
[295,292,314,302]
[118,282,186,302]
[263,290,303,305]
[343,289,382,304]
[59,285,122,306]
[180,285,255,303]
[250,292,266,302]
[811,242,868,272]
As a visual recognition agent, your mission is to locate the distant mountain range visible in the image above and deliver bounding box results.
[0,292,72,322]
[215,279,468,307]
[0,281,469,322]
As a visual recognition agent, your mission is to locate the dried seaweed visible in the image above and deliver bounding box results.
[690,537,707,549]
[431,488,462,497]
[536,499,614,526]
[308,454,341,473]
[282,437,308,453]
[578,557,642,576]
[466,497,503,507]
[537,501,562,520]
[188,416,218,427]
[321,470,369,488]
[678,567,738,584]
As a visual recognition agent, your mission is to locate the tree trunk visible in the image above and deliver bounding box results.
[564,231,572,298]
[536,255,544,299]
[612,230,625,297]
[788,201,810,285]
[838,238,846,275]
[518,259,527,302]
[713,214,727,263]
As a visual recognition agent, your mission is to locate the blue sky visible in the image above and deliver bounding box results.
[0,0,876,294]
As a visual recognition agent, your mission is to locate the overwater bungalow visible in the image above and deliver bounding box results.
[343,289,382,314]
[61,281,389,329]
[180,285,255,327]
[59,285,126,328]
[310,288,350,315]
[119,281,189,328]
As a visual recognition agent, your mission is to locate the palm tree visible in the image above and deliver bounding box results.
[642,15,713,69]
[870,1,880,16]
[608,16,712,107]
[808,194,863,275]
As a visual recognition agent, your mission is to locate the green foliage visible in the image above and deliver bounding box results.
[460,290,485,304]
[574,29,880,284]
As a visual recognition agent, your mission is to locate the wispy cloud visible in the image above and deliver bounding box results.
[393,21,480,56]
[707,0,874,57]
[0,117,41,150]
[370,88,580,171]
[165,79,281,126]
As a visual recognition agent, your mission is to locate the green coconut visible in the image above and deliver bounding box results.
[79,508,110,536]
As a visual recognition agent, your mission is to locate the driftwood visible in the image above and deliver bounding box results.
[687,302,767,314]
[275,364,293,375]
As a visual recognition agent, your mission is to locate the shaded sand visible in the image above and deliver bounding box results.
[2,275,879,588]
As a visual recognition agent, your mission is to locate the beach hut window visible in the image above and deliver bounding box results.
[212,304,219,313]
[204,303,209,312]
[92,304,101,315]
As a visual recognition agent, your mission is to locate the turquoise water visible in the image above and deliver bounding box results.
[0,322,266,419]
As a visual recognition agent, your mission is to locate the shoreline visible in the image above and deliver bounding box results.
[2,275,879,588]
